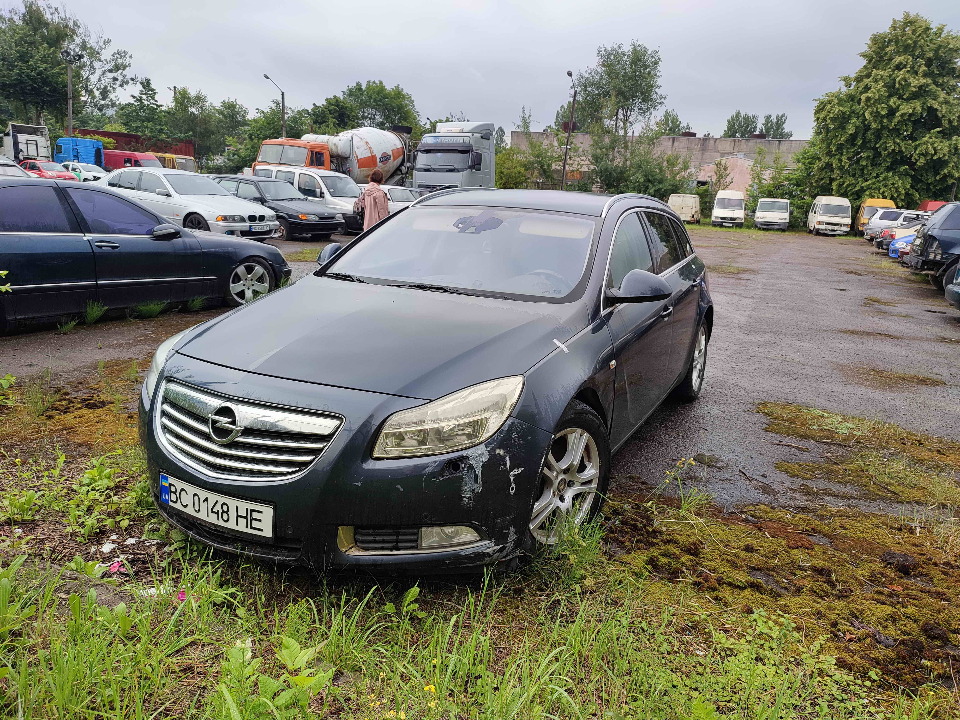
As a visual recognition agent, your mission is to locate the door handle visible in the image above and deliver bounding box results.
[660,305,674,319]
[94,240,120,249]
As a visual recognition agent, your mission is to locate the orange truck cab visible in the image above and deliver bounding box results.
[253,139,329,171]
[856,198,896,235]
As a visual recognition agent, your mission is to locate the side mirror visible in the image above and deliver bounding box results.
[156,188,171,197]
[152,223,181,240]
[471,151,482,170]
[605,269,672,304]
[316,188,325,198]
[317,242,342,264]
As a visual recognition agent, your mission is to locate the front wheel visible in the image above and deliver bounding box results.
[276,219,291,241]
[226,258,274,306]
[184,214,210,232]
[528,401,610,545]
[673,323,708,402]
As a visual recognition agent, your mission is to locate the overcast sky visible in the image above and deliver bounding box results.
[35,0,960,139]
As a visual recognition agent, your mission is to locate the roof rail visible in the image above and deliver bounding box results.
[600,193,662,218]
[409,186,498,207]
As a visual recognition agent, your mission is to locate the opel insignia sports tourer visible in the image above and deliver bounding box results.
[139,189,714,571]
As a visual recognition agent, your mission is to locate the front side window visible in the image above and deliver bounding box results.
[329,206,597,300]
[217,179,239,194]
[388,187,416,202]
[65,187,159,236]
[643,212,684,272]
[607,212,654,289]
[0,185,75,232]
[138,172,166,194]
[166,174,230,196]
[298,174,319,197]
[253,168,273,178]
[276,170,295,184]
[321,175,360,198]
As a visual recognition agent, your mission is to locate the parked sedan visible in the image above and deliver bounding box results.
[359,183,417,214]
[0,178,291,332]
[212,175,344,240]
[905,202,960,290]
[97,168,280,240]
[19,159,77,181]
[139,189,713,572]
[875,219,924,251]
[63,161,106,182]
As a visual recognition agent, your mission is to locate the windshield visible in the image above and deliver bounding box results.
[322,175,360,198]
[863,206,883,219]
[821,204,850,217]
[139,158,163,168]
[257,143,309,167]
[715,197,744,210]
[388,187,416,202]
[166,174,230,196]
[175,157,198,172]
[757,200,788,213]
[415,150,471,172]
[39,162,66,171]
[877,210,902,221]
[260,182,305,200]
[78,164,104,172]
[328,206,596,300]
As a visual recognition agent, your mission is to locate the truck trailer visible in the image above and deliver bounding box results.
[413,122,495,191]
[2,123,51,162]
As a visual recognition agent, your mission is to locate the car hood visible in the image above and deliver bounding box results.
[185,194,272,217]
[268,199,337,217]
[177,275,588,400]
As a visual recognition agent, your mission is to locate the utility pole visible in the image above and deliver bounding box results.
[560,70,578,191]
[60,48,83,137]
[263,74,286,138]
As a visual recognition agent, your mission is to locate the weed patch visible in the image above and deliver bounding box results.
[284,247,323,263]
[132,301,166,319]
[709,264,753,276]
[84,300,107,324]
[864,296,898,307]
[842,365,946,391]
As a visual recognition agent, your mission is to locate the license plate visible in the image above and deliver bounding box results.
[249,223,268,232]
[160,473,274,538]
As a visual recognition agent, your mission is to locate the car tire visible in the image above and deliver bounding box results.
[673,322,709,403]
[184,214,209,232]
[225,258,274,307]
[932,261,956,292]
[527,400,610,546]
[276,219,291,241]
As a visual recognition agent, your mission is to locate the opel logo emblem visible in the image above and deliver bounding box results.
[208,405,242,444]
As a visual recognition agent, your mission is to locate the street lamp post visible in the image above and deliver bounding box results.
[560,70,578,191]
[60,48,83,137]
[263,74,286,139]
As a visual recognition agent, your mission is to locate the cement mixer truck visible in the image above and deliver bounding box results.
[253,126,410,185]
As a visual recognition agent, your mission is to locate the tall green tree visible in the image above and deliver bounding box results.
[722,110,759,138]
[805,12,960,206]
[495,146,528,189]
[655,109,691,136]
[307,96,360,135]
[218,100,310,172]
[341,80,419,130]
[494,126,506,152]
[115,78,166,138]
[759,113,792,139]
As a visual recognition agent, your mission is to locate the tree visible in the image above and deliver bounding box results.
[655,109,691,136]
[573,40,665,135]
[495,146,528,189]
[341,80,419,130]
[804,13,960,207]
[759,113,792,139]
[711,158,732,193]
[494,126,506,152]
[307,96,359,135]
[722,110,759,138]
[517,106,563,187]
[219,100,310,172]
[115,78,166,138]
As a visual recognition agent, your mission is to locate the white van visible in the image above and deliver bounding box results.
[712,190,745,227]
[754,198,790,231]
[807,196,851,235]
[667,193,701,224]
[254,165,363,232]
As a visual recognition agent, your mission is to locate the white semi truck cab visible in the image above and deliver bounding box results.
[414,121,495,191]
[2,123,51,162]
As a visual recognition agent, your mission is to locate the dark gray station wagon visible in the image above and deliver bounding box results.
[140,189,713,572]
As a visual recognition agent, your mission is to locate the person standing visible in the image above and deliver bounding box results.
[354,169,390,231]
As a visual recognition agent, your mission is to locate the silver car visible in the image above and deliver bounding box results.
[97,168,280,239]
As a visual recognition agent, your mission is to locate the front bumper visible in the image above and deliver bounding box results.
[755,220,788,230]
[212,220,280,239]
[139,356,551,572]
[814,224,849,235]
[343,213,363,232]
[285,218,344,237]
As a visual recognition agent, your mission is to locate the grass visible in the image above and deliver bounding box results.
[21,368,59,417]
[841,365,947,391]
[132,301,166,319]
[185,296,206,312]
[863,296,898,307]
[84,300,107,325]
[2,368,960,716]
[56,317,79,334]
[708,263,753,276]
[284,247,323,263]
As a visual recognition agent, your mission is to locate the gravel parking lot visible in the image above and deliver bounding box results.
[2,227,958,516]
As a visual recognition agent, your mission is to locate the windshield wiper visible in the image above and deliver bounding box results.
[388,281,462,294]
[324,272,367,283]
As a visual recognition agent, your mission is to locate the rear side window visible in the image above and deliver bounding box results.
[276,170,294,185]
[117,171,139,190]
[0,185,75,233]
[218,179,239,194]
[64,187,159,236]
[667,217,694,257]
[643,212,685,272]
[253,168,273,178]
[236,182,260,201]
[607,212,654,288]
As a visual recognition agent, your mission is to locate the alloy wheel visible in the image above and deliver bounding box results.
[229,263,270,304]
[530,427,601,543]
[691,326,707,392]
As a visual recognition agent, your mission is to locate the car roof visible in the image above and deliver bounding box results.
[815,196,850,203]
[130,167,196,175]
[415,188,633,217]
[213,174,284,183]
[254,164,349,178]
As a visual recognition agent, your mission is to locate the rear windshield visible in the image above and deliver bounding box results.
[175,157,198,172]
[821,204,850,217]
[877,210,903,221]
[327,206,597,301]
[757,200,788,213]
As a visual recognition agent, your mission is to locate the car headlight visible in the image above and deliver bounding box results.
[335,213,344,222]
[298,214,320,221]
[144,329,191,407]
[216,215,245,223]
[372,376,524,459]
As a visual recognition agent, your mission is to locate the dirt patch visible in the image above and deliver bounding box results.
[841,365,947,391]
[839,329,903,340]
[708,264,754,276]
[863,296,898,308]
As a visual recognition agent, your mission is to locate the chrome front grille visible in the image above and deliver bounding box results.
[158,381,342,481]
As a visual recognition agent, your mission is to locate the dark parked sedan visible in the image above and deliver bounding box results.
[139,189,713,572]
[212,175,345,241]
[904,201,959,290]
[0,178,291,332]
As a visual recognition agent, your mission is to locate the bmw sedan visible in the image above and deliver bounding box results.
[139,189,713,572]
[0,178,291,332]
[98,168,280,239]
